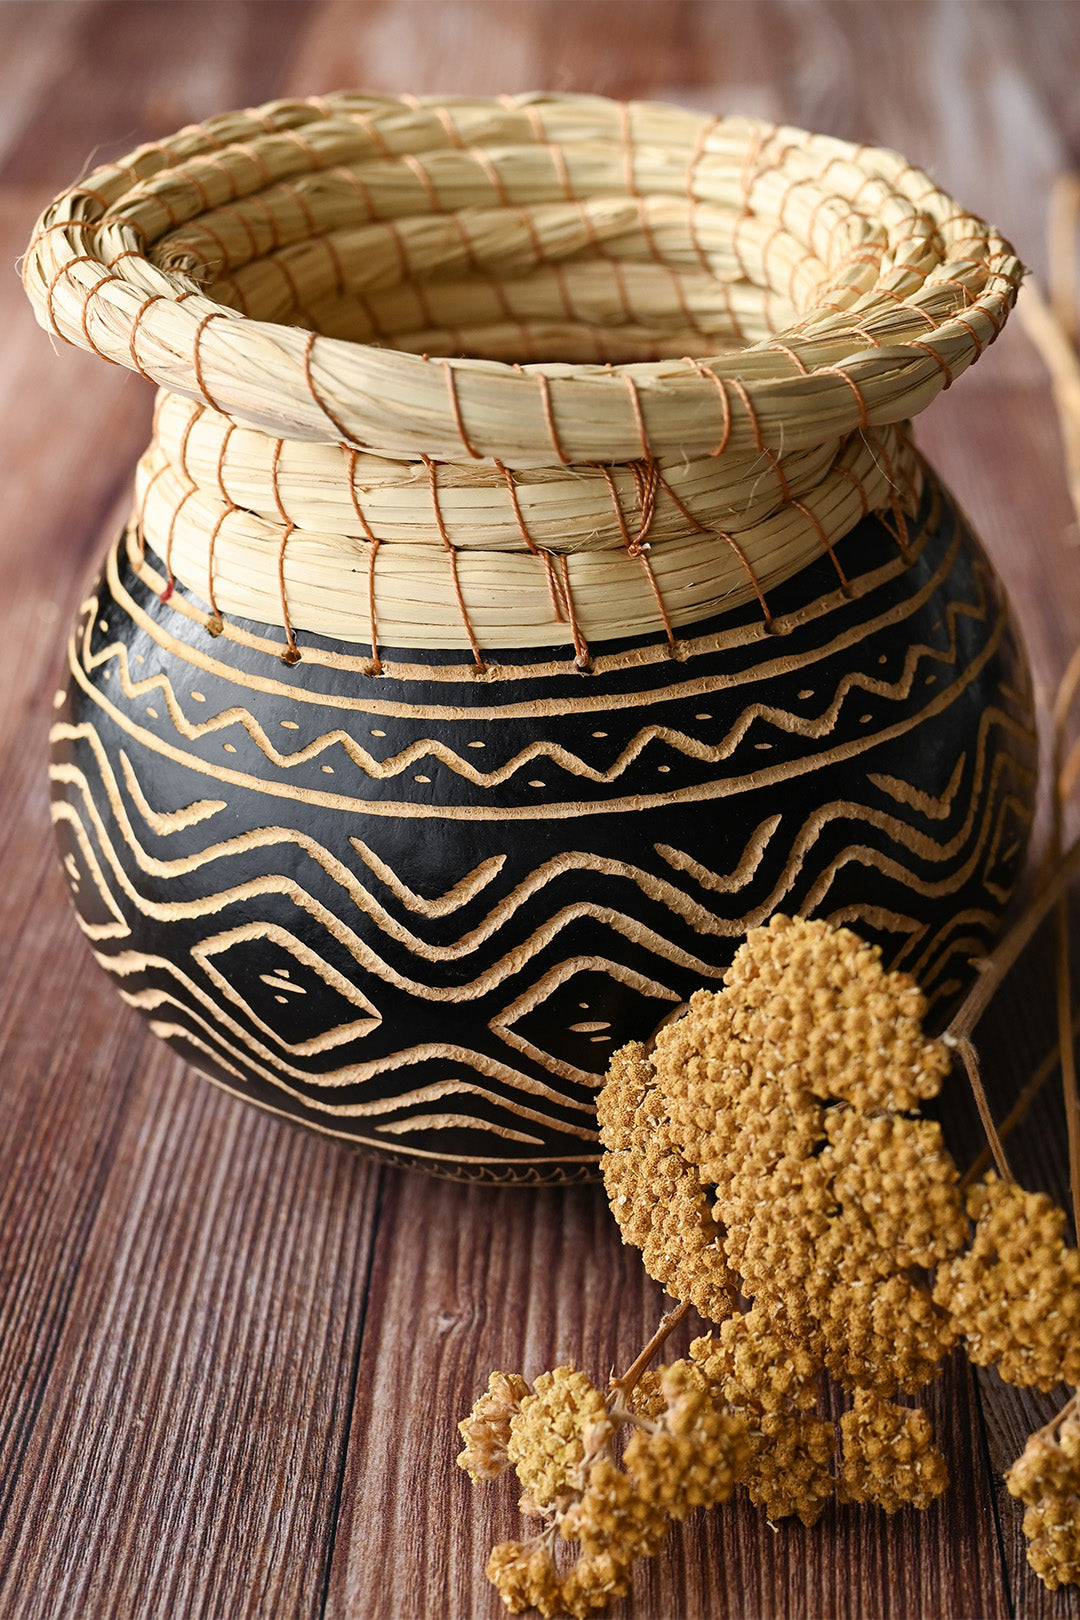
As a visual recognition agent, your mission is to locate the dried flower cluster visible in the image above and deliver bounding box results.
[1005,1399,1080,1590]
[934,1173,1080,1389]
[460,913,1080,1614]
[459,1360,745,1618]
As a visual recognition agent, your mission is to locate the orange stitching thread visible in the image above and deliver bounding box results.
[659,467,773,629]
[205,504,230,632]
[619,101,637,196]
[716,530,774,628]
[825,365,870,430]
[78,271,122,364]
[622,373,651,458]
[769,341,810,375]
[402,152,441,211]
[469,146,511,206]
[216,420,236,507]
[321,232,346,296]
[907,336,955,388]
[345,448,382,670]
[423,454,486,672]
[791,497,849,591]
[536,372,569,464]
[727,375,765,453]
[597,462,676,651]
[277,523,301,664]
[191,310,230,412]
[345,448,378,540]
[431,101,466,149]
[44,254,101,341]
[366,537,383,676]
[869,430,911,556]
[304,330,358,444]
[496,458,567,624]
[269,435,290,525]
[834,457,872,521]
[346,105,394,159]
[559,554,591,670]
[442,362,482,457]
[682,357,732,456]
[547,141,574,202]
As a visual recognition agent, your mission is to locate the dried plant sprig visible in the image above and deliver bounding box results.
[598,1043,737,1323]
[467,1344,745,1619]
[1006,1393,1080,1590]
[933,1173,1080,1390]
[462,868,1080,1611]
[838,1392,949,1514]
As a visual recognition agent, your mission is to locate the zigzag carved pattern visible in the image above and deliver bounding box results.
[52,711,1034,1168]
[49,474,1038,1176]
[78,537,992,790]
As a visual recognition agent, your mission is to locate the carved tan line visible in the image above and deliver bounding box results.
[868,753,967,821]
[906,906,1003,977]
[88,543,995,778]
[63,591,1012,822]
[191,920,381,1055]
[65,599,1016,822]
[794,782,1033,919]
[350,839,507,916]
[374,1111,545,1145]
[60,762,730,996]
[49,802,130,939]
[113,1011,598,1165]
[108,954,596,1131]
[116,495,949,713]
[54,726,786,954]
[119,748,226,833]
[108,502,966,725]
[89,595,995,787]
[653,814,781,894]
[655,730,1033,928]
[489,957,684,1088]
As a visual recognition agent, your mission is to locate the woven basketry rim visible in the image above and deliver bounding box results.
[22,92,1024,468]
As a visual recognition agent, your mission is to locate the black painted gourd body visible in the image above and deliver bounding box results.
[50,467,1036,1181]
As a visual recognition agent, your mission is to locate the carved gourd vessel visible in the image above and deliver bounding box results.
[25,95,1036,1181]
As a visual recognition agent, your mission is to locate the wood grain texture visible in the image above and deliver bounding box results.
[1,3,1080,1616]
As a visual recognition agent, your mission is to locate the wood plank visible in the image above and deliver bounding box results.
[1,3,1079,1617]
[0,7,391,1619]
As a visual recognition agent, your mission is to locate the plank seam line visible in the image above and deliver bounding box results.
[316,1163,387,1620]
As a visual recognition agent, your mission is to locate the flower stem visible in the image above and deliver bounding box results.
[947,835,1080,1043]
[608,1300,692,1405]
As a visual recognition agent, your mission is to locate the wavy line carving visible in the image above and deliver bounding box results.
[78,556,994,789]
[350,838,507,916]
[119,749,226,834]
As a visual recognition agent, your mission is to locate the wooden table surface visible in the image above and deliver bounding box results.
[2,4,1080,1616]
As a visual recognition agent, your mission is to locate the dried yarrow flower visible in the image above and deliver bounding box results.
[507,1368,613,1510]
[622,1360,747,1520]
[605,915,965,1399]
[690,1310,835,1525]
[487,1539,564,1619]
[691,1305,821,1415]
[1006,1410,1080,1589]
[839,1391,949,1513]
[933,1173,1080,1391]
[458,1371,532,1482]
[598,1041,737,1323]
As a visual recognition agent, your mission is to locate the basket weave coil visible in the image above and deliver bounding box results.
[22,93,1022,657]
